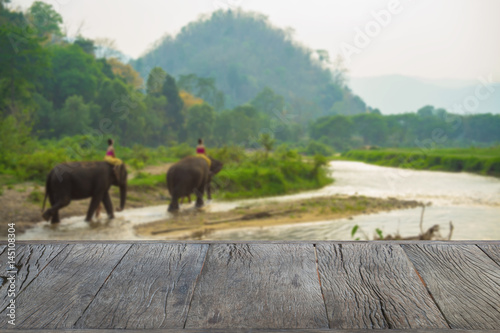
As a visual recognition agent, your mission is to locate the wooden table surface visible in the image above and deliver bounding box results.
[1,241,499,332]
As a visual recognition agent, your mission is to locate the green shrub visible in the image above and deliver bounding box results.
[129,173,165,188]
[16,149,67,182]
[128,158,145,170]
[28,189,44,203]
[208,145,246,163]
[168,143,193,159]
[342,148,500,177]
[303,140,334,156]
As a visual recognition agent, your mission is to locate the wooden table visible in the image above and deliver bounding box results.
[1,241,499,332]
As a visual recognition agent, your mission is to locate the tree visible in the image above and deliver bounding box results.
[42,44,103,108]
[331,54,348,87]
[0,22,48,112]
[258,133,275,156]
[26,1,62,41]
[310,115,353,151]
[74,37,95,55]
[146,67,166,97]
[352,114,388,146]
[250,87,285,115]
[54,95,93,137]
[0,112,34,168]
[162,73,184,137]
[108,57,143,89]
[178,73,225,110]
[185,103,216,143]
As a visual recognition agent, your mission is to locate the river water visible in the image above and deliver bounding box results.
[20,161,500,241]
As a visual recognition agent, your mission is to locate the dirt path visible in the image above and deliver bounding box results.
[129,163,173,179]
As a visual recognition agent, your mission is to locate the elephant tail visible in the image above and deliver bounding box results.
[41,174,50,212]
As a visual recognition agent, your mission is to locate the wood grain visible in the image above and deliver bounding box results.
[477,244,500,266]
[2,328,496,333]
[316,243,447,329]
[75,243,208,329]
[0,243,131,329]
[0,244,67,311]
[403,244,500,329]
[185,243,328,329]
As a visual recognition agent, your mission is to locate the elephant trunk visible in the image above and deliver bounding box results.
[119,184,127,211]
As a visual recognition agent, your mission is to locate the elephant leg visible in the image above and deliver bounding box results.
[194,186,204,208]
[86,194,104,222]
[42,192,56,221]
[206,180,212,200]
[168,195,180,212]
[52,210,61,224]
[48,196,70,224]
[102,191,115,219]
[95,204,101,218]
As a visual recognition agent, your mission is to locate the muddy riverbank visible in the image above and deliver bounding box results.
[134,195,421,240]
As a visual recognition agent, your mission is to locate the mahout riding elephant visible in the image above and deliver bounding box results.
[166,155,223,212]
[42,161,127,223]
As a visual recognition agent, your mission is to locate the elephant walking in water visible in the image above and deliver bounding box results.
[167,155,223,212]
[42,161,127,223]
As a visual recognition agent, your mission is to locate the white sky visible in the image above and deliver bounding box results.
[10,0,500,81]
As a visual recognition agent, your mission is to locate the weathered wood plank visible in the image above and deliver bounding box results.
[403,244,500,329]
[0,243,131,329]
[5,239,500,245]
[0,244,66,311]
[478,244,500,266]
[185,243,328,329]
[2,328,496,333]
[316,243,448,329]
[75,243,208,329]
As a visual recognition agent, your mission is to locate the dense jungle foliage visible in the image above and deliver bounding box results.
[1,1,499,188]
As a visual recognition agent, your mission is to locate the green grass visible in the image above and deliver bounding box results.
[27,189,44,203]
[342,146,500,177]
[211,149,333,199]
[128,172,166,188]
[2,138,334,200]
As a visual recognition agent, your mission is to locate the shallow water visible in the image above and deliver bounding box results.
[20,161,500,241]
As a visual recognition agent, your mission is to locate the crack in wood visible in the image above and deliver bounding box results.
[183,244,210,329]
[73,244,133,328]
[313,244,330,329]
[400,244,452,329]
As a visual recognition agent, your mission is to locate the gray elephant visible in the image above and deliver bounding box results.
[167,155,223,212]
[42,161,127,223]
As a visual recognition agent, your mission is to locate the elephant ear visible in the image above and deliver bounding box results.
[209,157,223,174]
[118,164,127,184]
[112,164,126,184]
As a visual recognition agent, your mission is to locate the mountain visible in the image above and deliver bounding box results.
[349,75,500,115]
[131,10,350,119]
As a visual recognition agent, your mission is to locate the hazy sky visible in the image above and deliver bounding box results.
[10,0,500,81]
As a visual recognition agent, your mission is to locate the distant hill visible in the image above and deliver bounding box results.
[349,75,500,115]
[131,10,357,119]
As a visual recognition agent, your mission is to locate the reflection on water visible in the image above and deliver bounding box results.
[204,206,500,241]
[20,161,500,241]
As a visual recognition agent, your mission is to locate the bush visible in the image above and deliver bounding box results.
[168,143,193,159]
[28,189,44,203]
[208,145,246,163]
[303,140,334,156]
[16,149,68,182]
[128,158,145,170]
[129,173,165,188]
[215,150,333,199]
[342,148,500,177]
